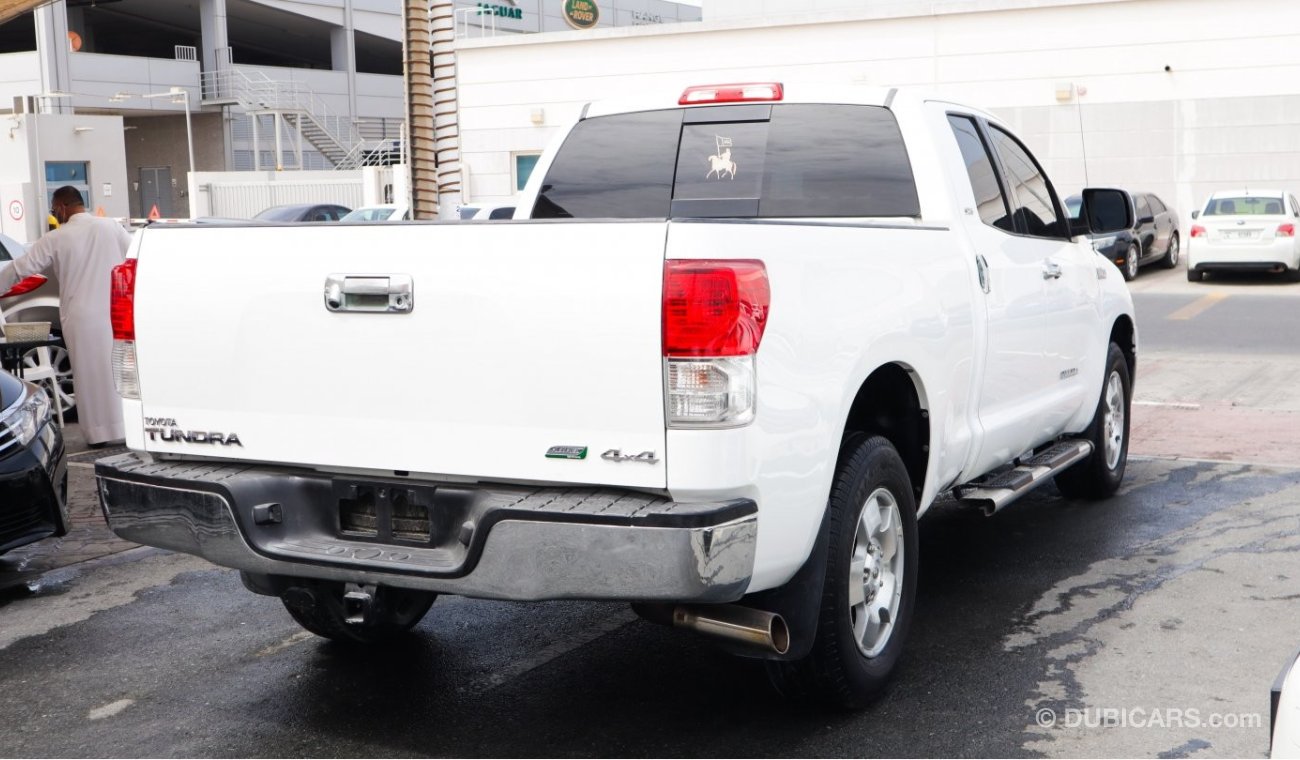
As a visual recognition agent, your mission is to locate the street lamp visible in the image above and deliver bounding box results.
[142,86,195,183]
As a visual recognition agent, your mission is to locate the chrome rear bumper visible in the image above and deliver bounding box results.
[95,453,756,602]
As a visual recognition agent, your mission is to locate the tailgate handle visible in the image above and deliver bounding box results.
[324,274,413,314]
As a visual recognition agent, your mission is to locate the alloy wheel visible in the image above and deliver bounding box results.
[849,487,905,658]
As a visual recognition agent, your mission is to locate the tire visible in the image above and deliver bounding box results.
[766,434,919,709]
[280,580,436,645]
[1161,233,1180,269]
[1122,243,1140,281]
[1055,343,1131,499]
[1187,267,1204,282]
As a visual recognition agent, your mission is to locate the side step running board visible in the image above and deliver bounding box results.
[954,440,1093,516]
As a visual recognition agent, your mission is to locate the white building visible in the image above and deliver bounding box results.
[455,0,1300,220]
[0,0,410,235]
[0,0,703,236]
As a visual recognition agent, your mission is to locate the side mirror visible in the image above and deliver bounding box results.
[1191,210,1200,220]
[1138,215,1155,225]
[1077,188,1134,236]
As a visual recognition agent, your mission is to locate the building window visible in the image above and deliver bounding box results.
[514,153,541,193]
[46,161,91,211]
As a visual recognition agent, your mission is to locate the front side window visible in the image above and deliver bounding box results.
[986,126,1067,239]
[533,104,919,220]
[948,115,1013,232]
[1147,195,1167,215]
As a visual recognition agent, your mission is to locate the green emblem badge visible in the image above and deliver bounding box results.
[562,0,599,29]
[546,446,588,460]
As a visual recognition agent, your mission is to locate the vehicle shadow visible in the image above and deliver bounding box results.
[263,458,1285,757]
[1196,270,1299,287]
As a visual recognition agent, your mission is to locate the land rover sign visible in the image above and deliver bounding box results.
[563,0,599,29]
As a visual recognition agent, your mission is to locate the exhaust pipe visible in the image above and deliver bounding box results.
[672,604,790,655]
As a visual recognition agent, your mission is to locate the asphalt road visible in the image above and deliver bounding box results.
[1,257,1298,758]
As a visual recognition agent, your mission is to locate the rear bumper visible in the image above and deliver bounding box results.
[1189,239,1299,270]
[94,453,756,602]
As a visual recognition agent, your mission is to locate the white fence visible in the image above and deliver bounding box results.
[188,170,364,219]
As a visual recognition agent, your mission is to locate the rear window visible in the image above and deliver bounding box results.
[1204,196,1286,216]
[532,104,919,220]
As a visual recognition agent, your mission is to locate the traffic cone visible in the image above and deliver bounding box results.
[95,206,106,217]
[148,204,161,220]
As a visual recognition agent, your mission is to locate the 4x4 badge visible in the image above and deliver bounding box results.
[601,449,659,465]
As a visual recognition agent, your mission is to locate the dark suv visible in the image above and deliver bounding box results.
[1066,191,1180,280]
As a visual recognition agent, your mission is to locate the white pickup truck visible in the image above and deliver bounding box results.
[96,83,1136,707]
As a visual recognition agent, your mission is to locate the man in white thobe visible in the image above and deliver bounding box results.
[0,186,129,446]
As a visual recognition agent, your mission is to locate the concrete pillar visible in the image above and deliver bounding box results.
[331,0,358,130]
[34,1,71,114]
[200,0,230,72]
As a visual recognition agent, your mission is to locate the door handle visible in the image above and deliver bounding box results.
[976,254,990,293]
[324,274,413,313]
[1042,261,1063,280]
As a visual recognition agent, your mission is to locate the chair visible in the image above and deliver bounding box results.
[1266,200,1283,214]
[1219,200,1236,214]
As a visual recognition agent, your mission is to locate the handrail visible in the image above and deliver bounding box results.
[199,67,376,168]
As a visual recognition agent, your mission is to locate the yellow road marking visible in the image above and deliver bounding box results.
[1168,292,1228,321]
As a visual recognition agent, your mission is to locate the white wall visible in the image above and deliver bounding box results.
[454,0,1300,210]
[0,113,129,241]
[0,53,42,108]
[68,53,201,113]
[188,169,364,218]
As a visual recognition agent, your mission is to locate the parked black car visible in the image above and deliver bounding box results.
[0,369,68,555]
[252,204,351,223]
[1066,191,1180,280]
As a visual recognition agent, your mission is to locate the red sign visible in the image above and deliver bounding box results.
[7,199,22,222]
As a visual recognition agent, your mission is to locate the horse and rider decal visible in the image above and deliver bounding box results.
[707,135,737,180]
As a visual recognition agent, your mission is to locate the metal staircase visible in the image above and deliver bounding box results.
[201,68,398,170]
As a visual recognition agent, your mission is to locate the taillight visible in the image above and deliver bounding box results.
[663,260,769,428]
[110,259,139,399]
[0,274,48,299]
[1279,223,1295,237]
[679,83,784,106]
[110,259,136,341]
[1191,225,1206,238]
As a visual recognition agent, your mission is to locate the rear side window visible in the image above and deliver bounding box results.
[531,109,682,219]
[948,114,1013,232]
[532,104,919,219]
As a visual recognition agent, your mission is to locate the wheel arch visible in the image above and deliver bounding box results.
[1109,314,1137,383]
[841,363,929,501]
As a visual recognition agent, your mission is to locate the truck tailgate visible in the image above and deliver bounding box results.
[130,221,668,489]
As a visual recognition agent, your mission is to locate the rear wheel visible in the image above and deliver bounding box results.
[766,434,918,708]
[1186,267,1204,282]
[1055,343,1131,499]
[1161,233,1180,269]
[1122,243,1140,281]
[280,580,436,645]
